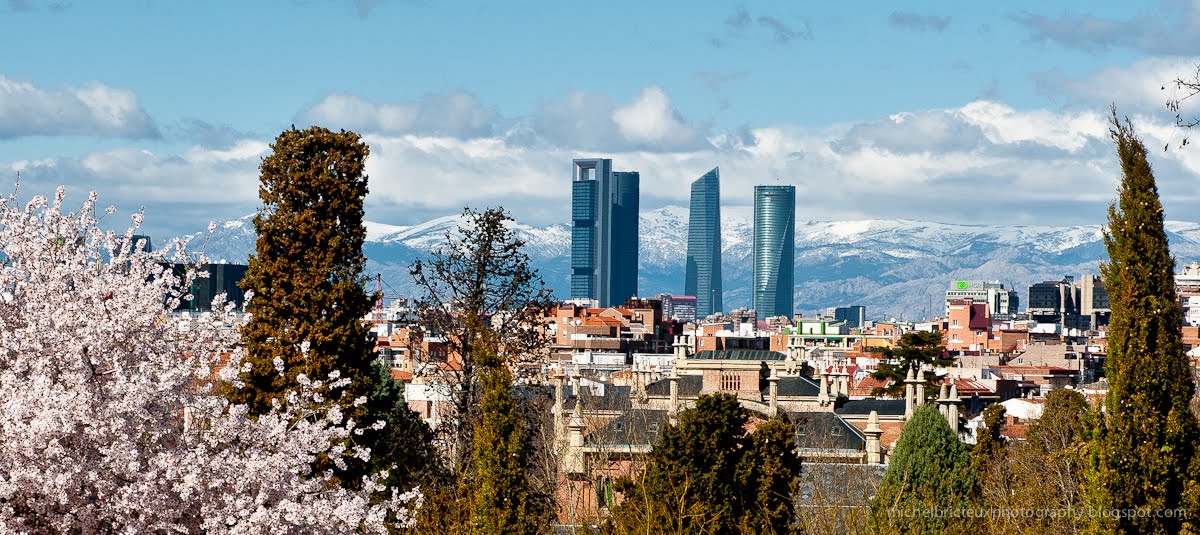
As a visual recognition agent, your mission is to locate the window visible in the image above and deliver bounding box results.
[831,425,843,437]
[952,319,959,326]
[720,372,742,391]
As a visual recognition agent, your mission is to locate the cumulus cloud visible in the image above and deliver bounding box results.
[357,99,1199,229]
[0,75,158,139]
[1015,2,1200,54]
[298,91,497,138]
[14,90,1200,240]
[1035,57,1200,116]
[611,87,709,150]
[888,11,950,32]
[5,139,266,236]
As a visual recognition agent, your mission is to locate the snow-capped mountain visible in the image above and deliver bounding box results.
[176,207,1200,321]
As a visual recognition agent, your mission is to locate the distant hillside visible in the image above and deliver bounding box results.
[178,207,1200,320]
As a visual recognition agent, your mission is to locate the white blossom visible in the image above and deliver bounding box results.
[0,187,418,533]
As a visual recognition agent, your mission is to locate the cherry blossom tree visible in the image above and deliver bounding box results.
[0,186,419,533]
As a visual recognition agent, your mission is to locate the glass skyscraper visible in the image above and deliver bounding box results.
[753,185,795,318]
[685,167,722,318]
[571,158,639,307]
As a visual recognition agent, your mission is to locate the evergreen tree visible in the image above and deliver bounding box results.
[228,126,389,487]
[606,393,800,534]
[871,404,977,534]
[471,335,536,535]
[1084,111,1200,534]
[871,330,951,400]
[736,419,802,533]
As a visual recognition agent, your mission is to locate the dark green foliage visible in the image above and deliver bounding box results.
[368,361,442,488]
[1084,112,1200,534]
[471,338,536,535]
[871,404,977,534]
[606,393,801,534]
[973,403,1007,469]
[228,126,382,484]
[871,330,951,399]
[736,419,802,533]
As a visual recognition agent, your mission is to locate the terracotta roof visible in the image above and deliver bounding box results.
[389,369,413,382]
[850,376,894,396]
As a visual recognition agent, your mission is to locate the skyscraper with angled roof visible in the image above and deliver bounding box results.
[685,167,722,318]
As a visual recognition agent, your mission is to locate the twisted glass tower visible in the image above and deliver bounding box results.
[571,159,639,307]
[753,185,795,318]
[685,168,722,318]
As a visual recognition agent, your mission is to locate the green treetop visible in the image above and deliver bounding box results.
[871,330,951,400]
[1084,111,1200,534]
[227,126,381,484]
[871,404,977,534]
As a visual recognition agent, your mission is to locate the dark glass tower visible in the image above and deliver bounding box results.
[685,167,722,318]
[571,158,639,307]
[753,185,795,318]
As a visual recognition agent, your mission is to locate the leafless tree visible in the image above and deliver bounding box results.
[409,207,555,467]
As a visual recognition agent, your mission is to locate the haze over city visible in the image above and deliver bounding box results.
[3,1,1199,240]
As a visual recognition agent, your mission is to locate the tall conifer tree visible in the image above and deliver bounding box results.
[1084,112,1200,534]
[228,126,381,482]
[470,335,537,535]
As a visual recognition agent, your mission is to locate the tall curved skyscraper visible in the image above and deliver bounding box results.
[753,185,795,318]
[685,168,722,318]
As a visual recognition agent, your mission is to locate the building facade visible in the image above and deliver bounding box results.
[752,185,796,318]
[571,158,640,307]
[834,305,867,329]
[685,167,722,318]
[944,280,1019,318]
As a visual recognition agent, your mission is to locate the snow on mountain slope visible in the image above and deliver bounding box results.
[175,206,1200,320]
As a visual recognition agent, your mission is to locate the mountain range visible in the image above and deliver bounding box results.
[182,207,1200,321]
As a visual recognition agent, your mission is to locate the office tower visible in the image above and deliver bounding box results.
[834,305,866,329]
[685,167,722,318]
[571,158,639,307]
[752,185,795,318]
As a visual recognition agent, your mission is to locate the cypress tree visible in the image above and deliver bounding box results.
[871,404,977,534]
[1084,112,1200,534]
[471,334,536,535]
[228,126,380,481]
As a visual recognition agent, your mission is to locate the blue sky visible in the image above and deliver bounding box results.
[2,0,1199,239]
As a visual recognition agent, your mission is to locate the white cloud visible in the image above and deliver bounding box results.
[10,91,1200,240]
[1035,56,1200,115]
[611,86,709,150]
[298,91,496,138]
[0,75,158,139]
[5,140,267,237]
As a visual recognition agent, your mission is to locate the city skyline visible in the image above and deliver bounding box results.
[2,3,1199,239]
